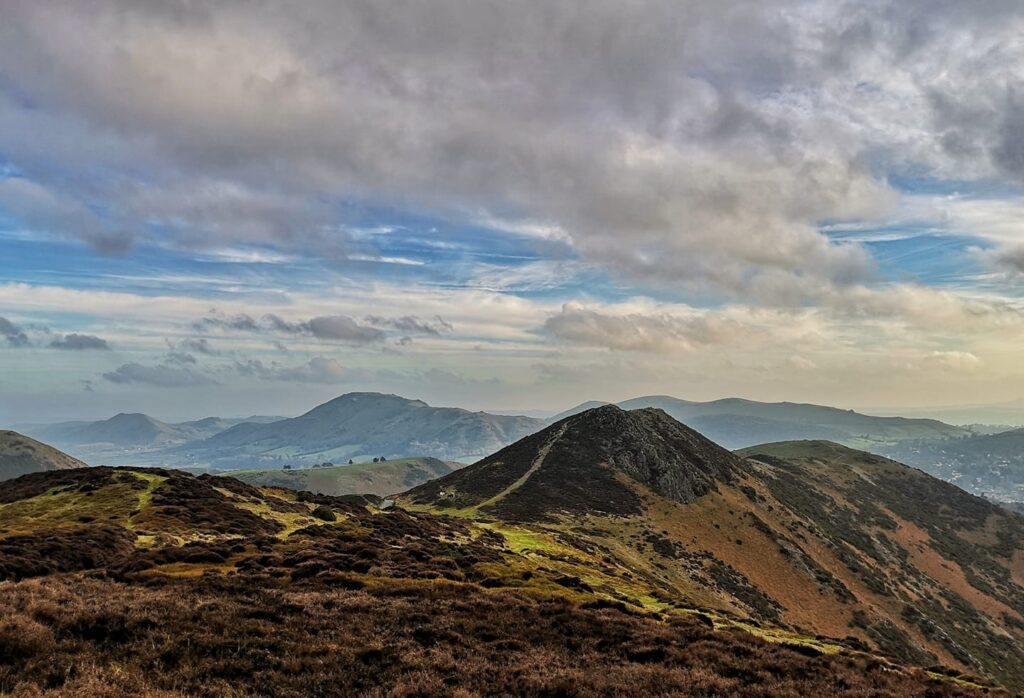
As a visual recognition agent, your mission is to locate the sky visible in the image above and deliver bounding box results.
[4,1,1024,423]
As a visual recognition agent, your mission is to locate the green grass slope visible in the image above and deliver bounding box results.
[222,457,463,497]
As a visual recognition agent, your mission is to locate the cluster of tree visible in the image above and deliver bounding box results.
[372,456,387,463]
[311,462,335,469]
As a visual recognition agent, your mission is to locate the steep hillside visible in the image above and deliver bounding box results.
[553,395,968,449]
[403,409,1024,690]
[182,392,544,467]
[223,457,463,497]
[405,405,740,520]
[0,465,1004,696]
[0,431,86,481]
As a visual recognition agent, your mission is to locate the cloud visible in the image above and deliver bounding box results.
[976,243,1024,277]
[0,178,132,252]
[0,316,29,347]
[195,312,261,333]
[304,316,384,342]
[49,333,111,350]
[17,0,1024,297]
[102,362,217,387]
[197,311,385,343]
[179,338,218,355]
[234,356,348,383]
[544,303,752,352]
[926,350,983,372]
[365,315,453,336]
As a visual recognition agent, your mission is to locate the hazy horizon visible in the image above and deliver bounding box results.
[9,387,1024,428]
[5,2,1024,424]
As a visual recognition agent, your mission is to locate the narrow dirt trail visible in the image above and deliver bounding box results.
[474,423,569,511]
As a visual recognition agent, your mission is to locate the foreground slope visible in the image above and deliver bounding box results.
[553,395,968,449]
[0,431,86,481]
[0,466,1003,696]
[183,392,544,467]
[404,408,1024,690]
[223,456,464,497]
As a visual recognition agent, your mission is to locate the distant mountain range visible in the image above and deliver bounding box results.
[23,412,285,447]
[17,413,285,465]
[0,430,86,481]
[552,395,970,449]
[173,393,545,469]
[9,392,988,487]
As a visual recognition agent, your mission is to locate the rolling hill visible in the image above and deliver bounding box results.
[29,412,189,449]
[0,431,87,481]
[0,462,1007,695]
[179,392,545,468]
[403,407,1024,690]
[222,457,464,497]
[19,413,284,464]
[551,395,969,449]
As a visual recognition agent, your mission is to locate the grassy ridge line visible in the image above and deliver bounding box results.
[221,457,462,497]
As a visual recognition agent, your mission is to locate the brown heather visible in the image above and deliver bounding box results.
[0,575,1004,698]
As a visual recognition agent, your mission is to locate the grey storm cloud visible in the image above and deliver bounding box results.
[102,362,218,387]
[7,1,1024,297]
[49,333,111,350]
[0,316,29,347]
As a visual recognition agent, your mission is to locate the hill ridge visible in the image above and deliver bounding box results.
[404,404,741,520]
[184,391,545,466]
[0,431,87,481]
[551,394,969,450]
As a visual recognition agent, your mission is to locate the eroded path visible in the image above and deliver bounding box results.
[474,422,569,512]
